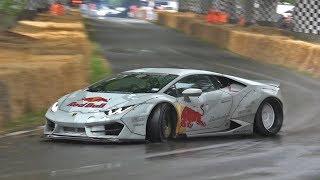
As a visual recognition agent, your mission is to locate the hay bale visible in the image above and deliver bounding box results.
[301,46,320,76]
[157,12,320,77]
[18,21,84,31]
[0,11,91,129]
[176,16,201,36]
[165,13,179,29]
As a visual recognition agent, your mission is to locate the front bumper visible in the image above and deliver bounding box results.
[44,122,144,142]
[44,134,121,143]
[44,134,144,143]
[44,110,146,142]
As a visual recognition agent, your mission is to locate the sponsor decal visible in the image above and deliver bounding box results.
[181,105,206,128]
[82,97,109,103]
[67,97,109,108]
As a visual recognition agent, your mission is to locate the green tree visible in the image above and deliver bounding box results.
[0,0,27,15]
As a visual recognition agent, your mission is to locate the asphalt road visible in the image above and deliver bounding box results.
[1,17,320,180]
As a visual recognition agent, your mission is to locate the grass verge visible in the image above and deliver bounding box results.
[90,43,112,83]
[0,111,46,134]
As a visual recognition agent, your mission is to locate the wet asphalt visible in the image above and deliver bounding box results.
[1,17,320,180]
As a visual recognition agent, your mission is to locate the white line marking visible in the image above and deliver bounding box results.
[0,126,44,139]
[144,141,241,158]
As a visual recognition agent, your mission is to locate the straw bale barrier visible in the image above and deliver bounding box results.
[0,11,90,128]
[157,12,320,76]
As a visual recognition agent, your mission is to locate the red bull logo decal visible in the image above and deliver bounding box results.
[67,97,109,108]
[82,97,109,103]
[181,105,206,128]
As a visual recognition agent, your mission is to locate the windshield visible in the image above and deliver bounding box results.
[87,73,178,93]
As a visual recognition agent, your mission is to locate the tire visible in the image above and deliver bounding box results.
[146,104,175,142]
[254,98,283,136]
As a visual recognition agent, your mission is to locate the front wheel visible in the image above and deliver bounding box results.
[146,104,175,142]
[254,98,283,136]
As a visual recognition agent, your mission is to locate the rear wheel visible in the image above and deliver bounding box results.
[254,98,283,136]
[146,104,175,142]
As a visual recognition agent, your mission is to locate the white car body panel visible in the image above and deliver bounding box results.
[44,68,284,142]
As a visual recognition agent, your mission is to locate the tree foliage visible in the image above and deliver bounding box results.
[0,0,26,15]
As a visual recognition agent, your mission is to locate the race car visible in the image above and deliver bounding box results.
[44,68,284,142]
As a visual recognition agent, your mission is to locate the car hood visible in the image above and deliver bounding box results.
[59,90,157,113]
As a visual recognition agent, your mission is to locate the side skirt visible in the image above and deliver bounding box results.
[186,119,253,138]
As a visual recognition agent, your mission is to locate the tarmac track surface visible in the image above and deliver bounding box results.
[1,17,320,180]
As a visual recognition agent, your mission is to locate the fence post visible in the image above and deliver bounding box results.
[255,0,279,26]
[243,0,255,24]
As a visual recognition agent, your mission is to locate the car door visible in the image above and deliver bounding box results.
[203,75,233,133]
[190,75,232,133]
[174,75,207,133]
[173,74,232,134]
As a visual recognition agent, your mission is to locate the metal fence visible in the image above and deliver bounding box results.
[25,0,51,10]
[178,0,279,24]
[0,0,54,30]
[178,0,320,39]
[293,0,320,38]
[179,0,212,14]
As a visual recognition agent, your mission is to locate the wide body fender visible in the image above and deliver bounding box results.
[121,94,177,136]
[230,85,283,125]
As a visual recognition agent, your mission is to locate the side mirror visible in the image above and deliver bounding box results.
[182,88,202,97]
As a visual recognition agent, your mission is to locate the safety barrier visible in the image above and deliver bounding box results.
[157,12,320,77]
[0,11,90,128]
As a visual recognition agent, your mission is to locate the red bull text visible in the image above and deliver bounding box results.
[67,97,109,108]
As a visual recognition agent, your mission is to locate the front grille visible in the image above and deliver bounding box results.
[104,122,124,136]
[46,118,55,131]
[63,127,85,133]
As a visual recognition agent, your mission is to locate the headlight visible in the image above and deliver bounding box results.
[51,102,59,112]
[105,105,134,116]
